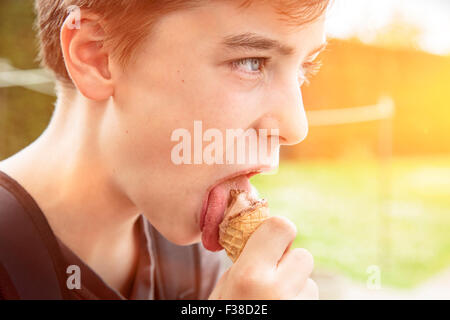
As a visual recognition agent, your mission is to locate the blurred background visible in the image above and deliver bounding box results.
[1,0,449,299]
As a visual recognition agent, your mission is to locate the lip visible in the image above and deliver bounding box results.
[199,165,275,232]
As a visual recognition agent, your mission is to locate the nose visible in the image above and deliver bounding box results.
[255,77,309,146]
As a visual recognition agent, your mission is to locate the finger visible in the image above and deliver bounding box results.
[236,216,297,269]
[291,278,319,300]
[276,248,314,293]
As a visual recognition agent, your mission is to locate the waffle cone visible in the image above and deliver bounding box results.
[218,189,270,262]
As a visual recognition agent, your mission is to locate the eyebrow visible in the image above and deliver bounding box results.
[221,32,328,58]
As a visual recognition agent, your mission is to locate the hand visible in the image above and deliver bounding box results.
[209,216,318,300]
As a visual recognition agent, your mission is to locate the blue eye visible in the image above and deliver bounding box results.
[233,58,266,73]
[240,58,261,71]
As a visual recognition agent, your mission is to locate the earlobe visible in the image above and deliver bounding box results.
[60,11,114,100]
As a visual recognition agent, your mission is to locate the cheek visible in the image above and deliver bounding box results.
[117,46,263,134]
[113,46,269,171]
[179,79,264,132]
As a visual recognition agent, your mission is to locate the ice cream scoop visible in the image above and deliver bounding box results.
[218,189,270,262]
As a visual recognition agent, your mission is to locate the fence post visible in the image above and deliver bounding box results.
[377,96,395,275]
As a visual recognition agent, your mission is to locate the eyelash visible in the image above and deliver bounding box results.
[300,60,323,85]
[230,57,322,84]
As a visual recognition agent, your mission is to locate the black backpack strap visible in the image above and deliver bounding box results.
[0,173,72,300]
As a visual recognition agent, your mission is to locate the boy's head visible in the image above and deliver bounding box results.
[33,0,329,250]
[35,0,329,86]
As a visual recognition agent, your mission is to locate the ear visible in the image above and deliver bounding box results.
[60,10,114,100]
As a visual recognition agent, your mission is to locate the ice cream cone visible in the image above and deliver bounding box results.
[218,189,270,262]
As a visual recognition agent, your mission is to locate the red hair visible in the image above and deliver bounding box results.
[34,0,329,87]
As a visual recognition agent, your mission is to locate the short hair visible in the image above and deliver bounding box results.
[34,0,330,87]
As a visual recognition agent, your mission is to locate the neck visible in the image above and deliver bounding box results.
[0,86,141,295]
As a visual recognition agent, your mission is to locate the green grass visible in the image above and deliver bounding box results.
[250,156,450,289]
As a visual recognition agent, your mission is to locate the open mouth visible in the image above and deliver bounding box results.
[199,168,268,252]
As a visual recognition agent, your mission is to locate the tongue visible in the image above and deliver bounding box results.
[201,175,254,251]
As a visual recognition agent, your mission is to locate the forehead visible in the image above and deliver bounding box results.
[202,1,327,36]
[219,1,327,57]
[235,0,328,29]
[147,1,327,57]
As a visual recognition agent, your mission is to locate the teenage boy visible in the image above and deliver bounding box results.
[0,0,329,299]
